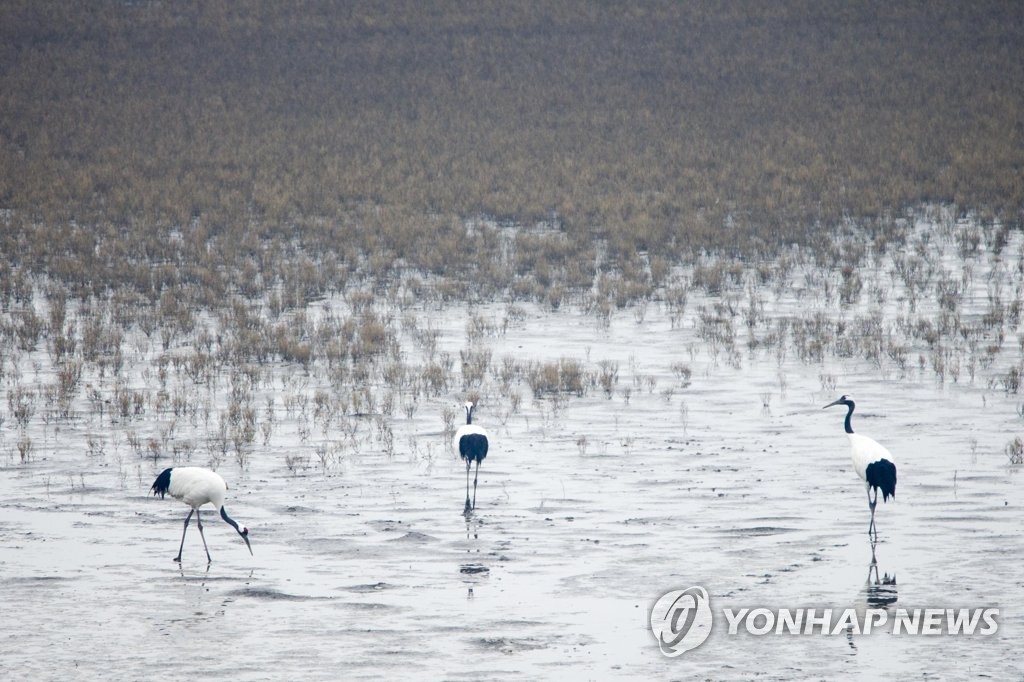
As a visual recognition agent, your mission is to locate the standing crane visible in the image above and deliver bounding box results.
[454,401,489,514]
[151,467,252,563]
[824,395,897,536]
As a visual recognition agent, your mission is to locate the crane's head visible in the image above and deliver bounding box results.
[238,525,253,555]
[220,506,253,555]
[464,401,475,423]
[823,394,854,410]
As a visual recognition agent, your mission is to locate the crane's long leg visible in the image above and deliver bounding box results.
[175,509,194,562]
[195,509,212,563]
[464,461,472,515]
[471,460,480,511]
[867,487,877,539]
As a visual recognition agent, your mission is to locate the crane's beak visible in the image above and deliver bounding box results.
[240,529,253,555]
[823,397,844,409]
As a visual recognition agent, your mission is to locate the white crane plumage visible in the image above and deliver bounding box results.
[151,466,252,563]
[454,401,489,514]
[824,395,897,536]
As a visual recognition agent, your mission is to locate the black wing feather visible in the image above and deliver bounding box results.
[151,467,174,498]
[865,459,897,502]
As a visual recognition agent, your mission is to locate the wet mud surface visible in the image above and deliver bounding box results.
[2,226,1023,679]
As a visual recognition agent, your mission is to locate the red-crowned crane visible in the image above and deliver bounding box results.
[151,467,252,563]
[824,395,897,536]
[454,401,489,514]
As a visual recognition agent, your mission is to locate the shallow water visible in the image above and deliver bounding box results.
[3,226,1024,679]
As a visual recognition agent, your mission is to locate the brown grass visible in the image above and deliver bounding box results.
[0,2,1021,306]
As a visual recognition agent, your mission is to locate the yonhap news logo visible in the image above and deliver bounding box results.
[649,586,713,657]
[650,586,999,657]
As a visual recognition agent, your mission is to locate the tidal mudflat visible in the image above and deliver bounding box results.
[1,217,1022,679]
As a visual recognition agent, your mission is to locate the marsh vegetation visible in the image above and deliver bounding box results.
[4,207,1024,475]
[1,2,1022,309]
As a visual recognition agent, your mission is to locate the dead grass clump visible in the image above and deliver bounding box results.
[49,324,76,362]
[565,257,597,292]
[80,315,124,364]
[224,399,257,467]
[526,358,589,398]
[544,284,567,310]
[692,259,745,296]
[886,340,910,372]
[670,362,692,388]
[283,340,313,368]
[17,437,33,463]
[936,273,964,313]
[597,360,620,398]
[55,359,83,419]
[664,280,689,328]
[12,310,44,352]
[1001,366,1021,394]
[791,313,833,363]
[159,290,196,344]
[382,357,410,392]
[503,304,527,330]
[849,311,885,363]
[497,355,523,394]
[466,314,499,342]
[839,265,863,305]
[1005,437,1024,465]
[956,229,981,259]
[436,278,469,303]
[441,405,457,445]
[891,254,933,312]
[352,313,394,360]
[422,357,453,396]
[696,304,737,350]
[113,382,147,420]
[460,348,492,389]
[347,289,376,315]
[8,386,37,429]
[982,295,1005,331]
[270,323,313,368]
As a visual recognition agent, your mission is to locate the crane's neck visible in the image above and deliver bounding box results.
[220,505,240,530]
[466,407,473,424]
[843,402,855,434]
